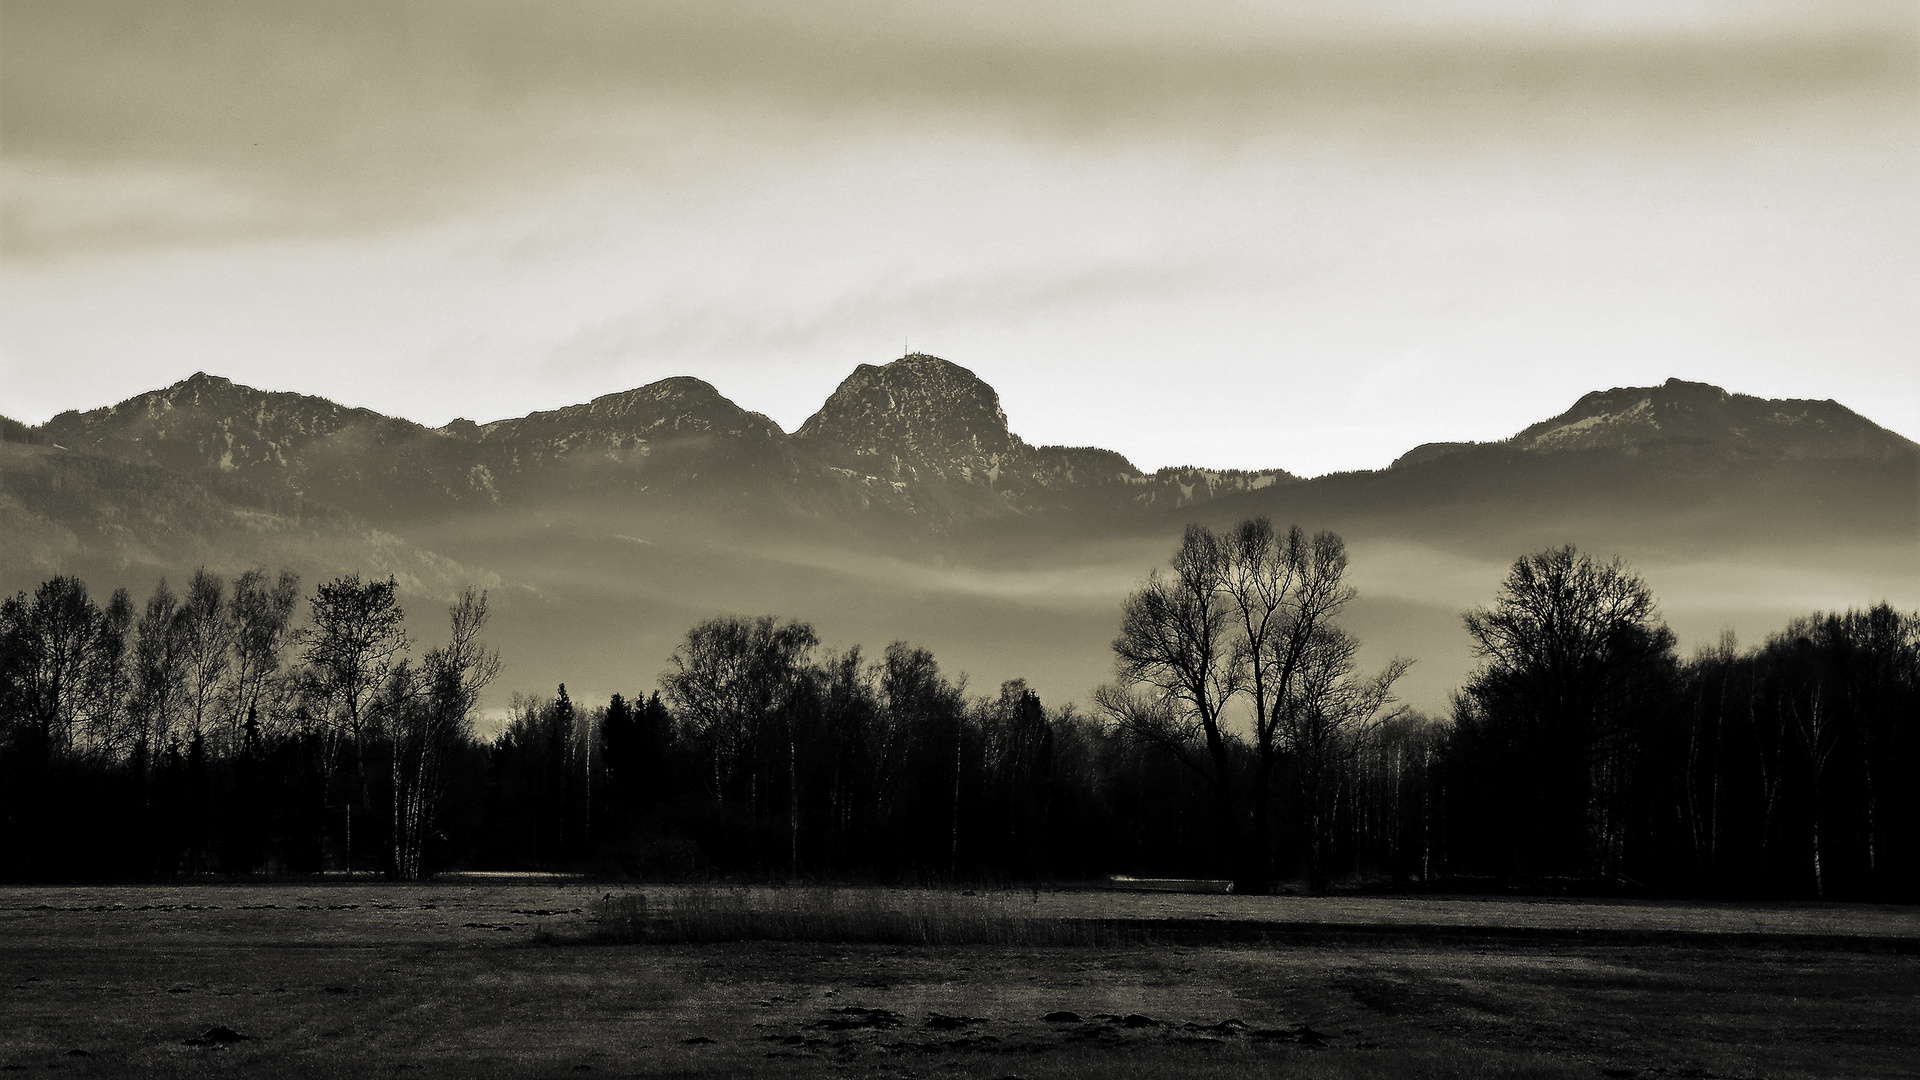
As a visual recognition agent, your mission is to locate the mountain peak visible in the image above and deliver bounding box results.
[795,354,1021,479]
[54,372,365,436]
[596,374,722,405]
[475,375,781,447]
[1507,378,1914,460]
[138,371,257,412]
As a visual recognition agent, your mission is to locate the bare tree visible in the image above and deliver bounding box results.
[1226,520,1393,890]
[86,588,139,759]
[177,569,232,743]
[1277,624,1411,891]
[300,575,409,841]
[0,576,126,766]
[661,615,818,873]
[391,588,498,879]
[226,569,301,747]
[130,579,186,768]
[1102,519,1403,891]
[1098,524,1245,875]
[1457,545,1675,876]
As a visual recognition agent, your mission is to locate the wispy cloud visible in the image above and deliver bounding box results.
[6,1,1910,251]
[544,259,1215,378]
[5,0,1913,474]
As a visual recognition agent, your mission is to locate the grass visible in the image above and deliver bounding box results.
[2,883,1916,1078]
[592,885,1128,946]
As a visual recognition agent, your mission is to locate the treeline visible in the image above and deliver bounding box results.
[0,571,497,881]
[1088,526,1918,900]
[1450,590,1920,900]
[2,523,1914,899]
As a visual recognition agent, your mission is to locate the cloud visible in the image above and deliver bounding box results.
[6,0,1911,252]
[5,1,1913,479]
[543,258,1214,377]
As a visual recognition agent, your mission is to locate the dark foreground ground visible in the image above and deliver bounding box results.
[2,884,1915,1079]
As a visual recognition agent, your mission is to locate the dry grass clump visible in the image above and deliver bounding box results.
[592,886,1125,946]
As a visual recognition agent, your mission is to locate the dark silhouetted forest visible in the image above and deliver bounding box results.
[2,522,1914,899]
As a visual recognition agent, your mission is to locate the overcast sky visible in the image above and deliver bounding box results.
[3,0,1914,475]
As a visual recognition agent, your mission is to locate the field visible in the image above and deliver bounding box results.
[3,883,1916,1079]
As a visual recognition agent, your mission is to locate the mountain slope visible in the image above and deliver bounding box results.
[796,354,1295,521]
[452,375,836,517]
[36,372,494,524]
[466,377,785,456]
[6,364,1914,716]
[1514,378,1916,459]
[1395,378,1918,468]
[0,440,476,596]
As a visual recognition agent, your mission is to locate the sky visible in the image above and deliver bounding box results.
[3,0,1915,477]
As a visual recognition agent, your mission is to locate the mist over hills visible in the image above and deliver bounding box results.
[3,358,1914,716]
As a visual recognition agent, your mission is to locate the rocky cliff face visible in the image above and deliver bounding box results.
[796,354,1022,483]
[794,354,1294,515]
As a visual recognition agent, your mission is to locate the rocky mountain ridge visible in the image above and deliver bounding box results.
[794,354,1296,515]
[19,356,1308,531]
[12,361,1913,557]
[8,359,1912,716]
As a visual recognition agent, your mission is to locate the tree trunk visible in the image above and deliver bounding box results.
[788,719,800,878]
[391,735,405,878]
[1246,749,1276,894]
[949,718,962,880]
[1810,774,1824,901]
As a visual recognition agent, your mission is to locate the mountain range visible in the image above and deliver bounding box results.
[4,356,1915,715]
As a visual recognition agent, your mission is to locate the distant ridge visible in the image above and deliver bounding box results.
[7,357,1914,721]
[29,363,1918,478]
[6,354,1321,574]
[22,364,1915,524]
[9,361,1914,559]
[1392,377,1916,469]
[1513,378,1916,459]
[461,376,785,450]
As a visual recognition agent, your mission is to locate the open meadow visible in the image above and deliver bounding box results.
[3,883,1916,1079]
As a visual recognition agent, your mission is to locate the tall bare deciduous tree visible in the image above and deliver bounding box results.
[0,576,128,766]
[177,569,232,744]
[226,568,301,747]
[1097,524,1243,869]
[391,588,498,879]
[1102,518,1404,890]
[1279,624,1412,891]
[301,575,408,835]
[1225,520,1405,889]
[130,579,190,770]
